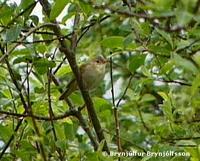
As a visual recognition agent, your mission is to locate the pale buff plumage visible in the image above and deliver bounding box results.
[59,56,107,100]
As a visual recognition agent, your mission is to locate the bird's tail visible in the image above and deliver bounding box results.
[59,79,77,100]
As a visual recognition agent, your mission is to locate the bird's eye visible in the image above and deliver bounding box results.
[96,60,100,63]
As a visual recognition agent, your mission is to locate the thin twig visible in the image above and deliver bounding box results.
[0,1,37,34]
[116,75,133,107]
[0,23,58,63]
[0,109,75,121]
[50,73,99,151]
[103,129,147,153]
[110,54,122,155]
[26,62,47,161]
[39,0,110,153]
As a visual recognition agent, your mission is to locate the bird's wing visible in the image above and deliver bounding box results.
[59,79,77,100]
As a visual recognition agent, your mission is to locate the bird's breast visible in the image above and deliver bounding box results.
[81,64,106,89]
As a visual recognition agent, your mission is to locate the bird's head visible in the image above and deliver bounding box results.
[93,56,108,65]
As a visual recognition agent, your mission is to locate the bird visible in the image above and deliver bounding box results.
[59,56,108,100]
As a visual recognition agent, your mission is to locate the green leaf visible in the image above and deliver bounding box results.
[176,39,193,51]
[13,55,33,64]
[86,152,99,161]
[148,44,171,56]
[55,140,68,150]
[93,97,111,111]
[160,59,175,74]
[19,0,34,10]
[175,10,193,26]
[173,53,198,74]
[192,51,200,67]
[19,0,35,18]
[140,94,156,103]
[33,58,56,75]
[127,54,146,73]
[35,44,47,54]
[50,0,69,21]
[163,101,174,121]
[30,15,39,26]
[56,64,72,77]
[101,36,125,49]
[6,25,22,42]
[79,1,93,15]
[124,35,137,49]
[152,0,174,10]
[0,5,14,25]
[0,124,12,141]
[158,92,169,101]
[12,48,32,56]
[189,28,200,38]
[62,12,75,23]
[97,140,105,152]
[191,74,200,96]
[156,28,173,49]
[64,119,74,140]
[15,150,33,161]
[34,87,45,94]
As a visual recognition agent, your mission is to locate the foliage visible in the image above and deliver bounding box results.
[0,0,200,160]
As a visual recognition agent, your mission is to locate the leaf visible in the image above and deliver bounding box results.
[12,48,32,56]
[191,74,200,96]
[0,5,14,25]
[19,0,35,18]
[192,51,200,67]
[34,87,45,94]
[158,92,168,101]
[35,44,47,54]
[127,54,146,73]
[97,140,105,152]
[176,39,193,51]
[55,140,68,150]
[173,53,198,74]
[159,95,173,121]
[30,15,39,26]
[156,28,173,49]
[50,0,69,21]
[86,152,99,161]
[62,12,75,23]
[19,0,34,10]
[56,64,72,77]
[124,35,137,49]
[79,1,93,15]
[148,44,171,56]
[101,36,125,49]
[0,124,12,141]
[13,55,33,64]
[6,25,22,42]
[152,0,174,10]
[175,10,193,26]
[160,59,175,74]
[140,94,156,103]
[64,119,74,140]
[93,97,111,111]
[33,58,56,75]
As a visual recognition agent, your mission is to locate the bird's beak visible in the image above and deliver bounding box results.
[105,59,109,63]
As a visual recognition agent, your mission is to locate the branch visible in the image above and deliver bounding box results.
[50,73,99,150]
[103,129,147,153]
[39,0,109,153]
[26,62,47,161]
[0,109,75,121]
[0,1,37,34]
[0,23,58,63]
[0,117,24,159]
[109,54,122,153]
[90,2,174,20]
